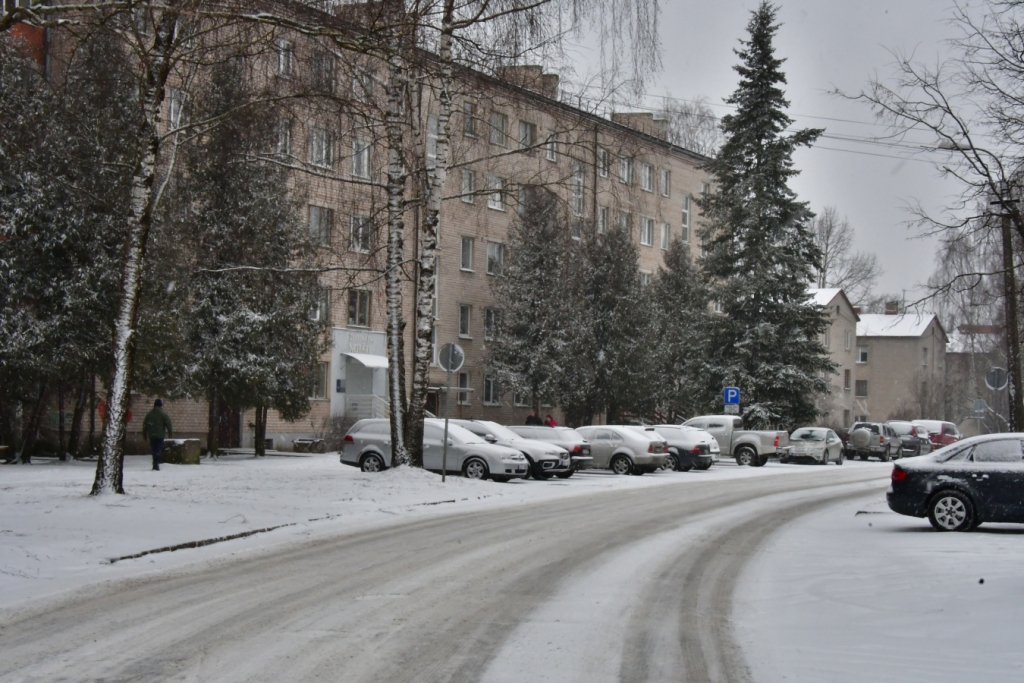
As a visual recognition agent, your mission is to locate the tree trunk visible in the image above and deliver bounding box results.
[0,386,16,460]
[407,0,455,468]
[255,405,268,457]
[67,380,88,459]
[88,375,97,456]
[91,10,180,495]
[383,0,410,467]
[58,383,66,461]
[18,379,49,464]
[207,388,219,457]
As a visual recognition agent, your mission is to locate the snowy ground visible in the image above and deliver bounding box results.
[735,492,1024,682]
[0,453,880,610]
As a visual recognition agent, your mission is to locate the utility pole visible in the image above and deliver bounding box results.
[992,191,1024,431]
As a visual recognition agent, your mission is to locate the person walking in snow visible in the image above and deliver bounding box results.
[525,409,543,426]
[142,399,173,471]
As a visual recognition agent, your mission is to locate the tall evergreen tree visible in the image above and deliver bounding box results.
[652,239,714,420]
[700,1,834,429]
[488,188,571,412]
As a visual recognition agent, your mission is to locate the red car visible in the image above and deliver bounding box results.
[912,420,962,448]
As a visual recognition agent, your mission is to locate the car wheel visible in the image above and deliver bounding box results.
[360,453,385,472]
[695,462,712,471]
[750,453,768,467]
[535,472,554,480]
[680,464,695,472]
[735,446,756,466]
[610,455,632,475]
[928,490,975,532]
[522,456,535,479]
[491,475,510,483]
[463,457,489,480]
[663,453,680,471]
[837,448,844,466]
[555,470,574,479]
[630,466,645,476]
[880,447,891,463]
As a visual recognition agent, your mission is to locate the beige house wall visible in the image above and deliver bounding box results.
[816,292,859,428]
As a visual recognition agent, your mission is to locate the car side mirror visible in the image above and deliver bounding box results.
[484,434,497,443]
[447,438,454,446]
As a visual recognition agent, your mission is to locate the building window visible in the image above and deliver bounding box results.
[308,205,332,246]
[351,137,371,178]
[640,163,654,192]
[571,161,585,216]
[857,345,868,364]
[489,111,507,146]
[487,176,506,211]
[855,379,868,397]
[463,102,478,137]
[519,121,536,150]
[597,148,610,177]
[545,133,558,161]
[660,169,671,197]
[845,329,852,351]
[426,114,439,167]
[311,50,335,93]
[353,68,374,103]
[484,376,499,405]
[618,210,631,233]
[348,290,370,327]
[458,304,472,337]
[571,219,583,241]
[844,369,851,390]
[922,347,929,366]
[276,119,292,156]
[457,372,470,405]
[275,39,294,77]
[823,328,831,348]
[640,216,654,246]
[168,88,187,130]
[713,300,723,313]
[843,409,851,425]
[681,195,691,242]
[484,308,498,340]
[311,288,330,322]
[619,156,633,184]
[513,392,529,407]
[460,169,475,203]
[309,125,333,168]
[598,206,609,234]
[486,241,504,276]
[700,235,708,258]
[460,237,474,271]
[311,362,328,399]
[701,182,711,198]
[350,214,371,253]
[660,223,670,250]
[640,271,652,287]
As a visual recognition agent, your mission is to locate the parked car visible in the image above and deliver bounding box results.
[506,425,594,475]
[912,420,963,449]
[847,421,900,461]
[887,420,933,457]
[680,416,790,467]
[451,420,570,479]
[340,418,529,481]
[781,427,844,465]
[887,433,1024,531]
[627,425,719,471]
[574,426,668,475]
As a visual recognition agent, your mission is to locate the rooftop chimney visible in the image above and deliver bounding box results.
[498,65,560,100]
[884,301,900,315]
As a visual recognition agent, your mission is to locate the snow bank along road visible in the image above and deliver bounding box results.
[0,467,886,683]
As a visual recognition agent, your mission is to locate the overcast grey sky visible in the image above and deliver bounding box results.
[575,0,968,303]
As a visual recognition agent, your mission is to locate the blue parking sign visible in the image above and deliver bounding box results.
[724,387,740,405]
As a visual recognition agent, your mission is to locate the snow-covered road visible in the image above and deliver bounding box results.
[0,464,887,682]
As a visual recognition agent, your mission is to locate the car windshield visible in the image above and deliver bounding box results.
[888,422,913,435]
[791,428,826,441]
[473,421,522,442]
[427,421,485,444]
[553,428,586,441]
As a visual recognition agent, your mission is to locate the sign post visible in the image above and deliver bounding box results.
[723,387,740,415]
[438,343,465,483]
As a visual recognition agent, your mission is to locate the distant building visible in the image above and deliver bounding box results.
[854,313,948,422]
[946,325,1007,435]
[808,288,860,427]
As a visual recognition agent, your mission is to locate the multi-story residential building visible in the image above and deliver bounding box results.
[809,288,860,427]
[854,312,948,422]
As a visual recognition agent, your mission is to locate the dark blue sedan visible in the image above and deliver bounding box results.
[887,434,1024,531]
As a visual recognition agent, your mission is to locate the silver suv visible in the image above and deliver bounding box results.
[848,422,901,462]
[340,418,529,481]
[451,420,570,480]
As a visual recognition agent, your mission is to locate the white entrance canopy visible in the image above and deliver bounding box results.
[342,352,389,369]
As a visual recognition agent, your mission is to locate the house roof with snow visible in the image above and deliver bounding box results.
[857,313,947,341]
[807,287,859,321]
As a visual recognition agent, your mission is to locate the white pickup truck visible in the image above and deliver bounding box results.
[681,415,790,467]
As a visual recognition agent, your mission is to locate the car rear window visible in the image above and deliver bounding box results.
[356,422,389,435]
[853,423,880,434]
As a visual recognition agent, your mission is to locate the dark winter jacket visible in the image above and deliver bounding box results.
[525,414,543,426]
[143,408,173,440]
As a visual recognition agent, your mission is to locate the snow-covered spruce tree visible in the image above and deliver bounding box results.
[560,223,657,425]
[651,238,714,420]
[699,1,834,429]
[151,57,327,457]
[488,188,572,412]
[0,35,134,461]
